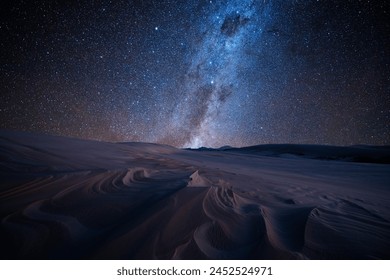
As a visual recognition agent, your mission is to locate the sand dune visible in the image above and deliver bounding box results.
[1,130,389,259]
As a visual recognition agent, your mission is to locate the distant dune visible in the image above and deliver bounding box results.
[189,144,390,164]
[1,130,389,259]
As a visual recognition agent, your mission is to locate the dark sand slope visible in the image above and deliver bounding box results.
[1,130,389,259]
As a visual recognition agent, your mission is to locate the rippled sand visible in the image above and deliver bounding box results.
[1,130,389,259]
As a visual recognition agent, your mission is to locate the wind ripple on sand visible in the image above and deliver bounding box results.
[1,167,389,259]
[260,205,314,252]
[0,167,192,258]
[303,200,390,259]
[1,131,390,259]
[192,179,265,259]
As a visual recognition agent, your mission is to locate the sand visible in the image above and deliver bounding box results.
[1,130,389,259]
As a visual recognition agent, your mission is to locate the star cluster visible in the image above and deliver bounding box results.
[0,0,389,147]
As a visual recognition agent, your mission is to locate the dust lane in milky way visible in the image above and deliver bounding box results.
[0,0,389,147]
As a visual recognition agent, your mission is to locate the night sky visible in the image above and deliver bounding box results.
[0,0,389,148]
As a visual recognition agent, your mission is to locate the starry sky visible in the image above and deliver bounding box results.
[0,0,389,148]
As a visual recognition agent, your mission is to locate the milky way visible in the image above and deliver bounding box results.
[0,0,389,147]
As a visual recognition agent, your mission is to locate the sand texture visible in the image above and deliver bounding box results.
[1,130,389,259]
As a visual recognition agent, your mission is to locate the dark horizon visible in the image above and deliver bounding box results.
[2,128,390,151]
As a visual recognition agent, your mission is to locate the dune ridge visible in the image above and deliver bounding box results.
[1,130,389,259]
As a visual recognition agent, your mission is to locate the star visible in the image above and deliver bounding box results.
[0,0,387,147]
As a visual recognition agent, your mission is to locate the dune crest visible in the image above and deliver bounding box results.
[187,170,212,187]
[1,130,389,259]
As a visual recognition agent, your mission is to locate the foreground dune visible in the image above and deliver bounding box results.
[1,130,389,259]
